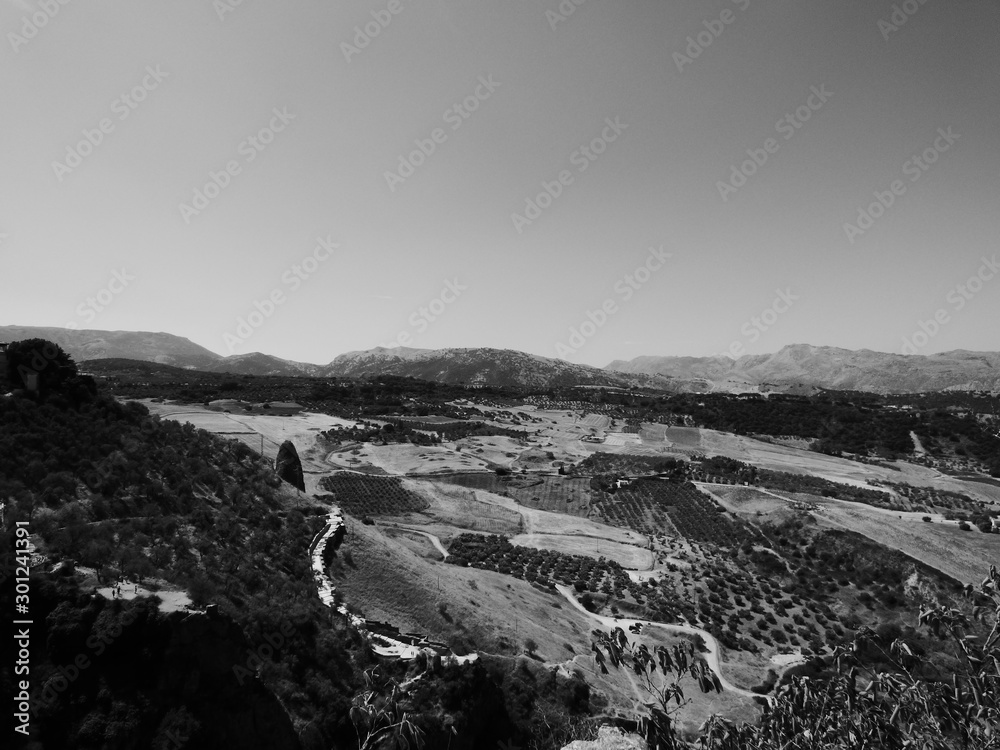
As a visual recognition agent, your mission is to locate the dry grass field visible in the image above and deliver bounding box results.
[330,443,494,474]
[699,484,792,517]
[452,435,524,467]
[813,500,999,585]
[504,476,594,517]
[639,423,667,443]
[382,526,443,560]
[664,427,703,450]
[579,414,611,431]
[401,479,525,535]
[401,479,647,546]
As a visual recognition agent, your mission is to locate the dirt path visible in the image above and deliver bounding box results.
[554,585,761,701]
[384,525,450,559]
[96,583,191,613]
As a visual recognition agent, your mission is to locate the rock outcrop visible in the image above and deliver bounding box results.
[562,725,647,750]
[274,440,305,491]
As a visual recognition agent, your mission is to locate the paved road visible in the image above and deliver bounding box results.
[555,584,761,701]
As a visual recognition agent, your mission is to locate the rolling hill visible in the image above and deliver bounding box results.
[323,346,665,389]
[4,327,998,393]
[606,344,1000,393]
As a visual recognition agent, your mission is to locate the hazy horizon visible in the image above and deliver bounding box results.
[2,1,998,367]
[4,323,1000,370]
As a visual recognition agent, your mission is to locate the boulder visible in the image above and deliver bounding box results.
[274,440,305,491]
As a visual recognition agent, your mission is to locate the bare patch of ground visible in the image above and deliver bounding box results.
[331,443,494,475]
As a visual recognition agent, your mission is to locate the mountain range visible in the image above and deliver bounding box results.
[2,326,998,393]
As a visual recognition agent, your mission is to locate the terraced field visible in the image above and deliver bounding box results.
[507,476,594,516]
[319,473,429,516]
[595,480,757,547]
[437,473,594,517]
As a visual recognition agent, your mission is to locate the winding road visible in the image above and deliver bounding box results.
[383,525,450,559]
[554,584,762,701]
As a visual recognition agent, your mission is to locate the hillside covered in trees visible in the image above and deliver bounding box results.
[1,342,596,750]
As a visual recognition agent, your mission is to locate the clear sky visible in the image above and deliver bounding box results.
[2,0,998,367]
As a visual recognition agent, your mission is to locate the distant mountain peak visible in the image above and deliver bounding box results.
[607,345,1000,393]
[3,326,997,393]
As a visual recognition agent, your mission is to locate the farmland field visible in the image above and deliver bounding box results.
[511,533,654,569]
[319,473,429,516]
[813,499,1000,585]
[404,480,524,535]
[579,414,611,431]
[436,472,505,493]
[437,473,595,517]
[506,476,594,516]
[640,423,667,443]
[603,433,642,448]
[664,427,702,450]
[328,443,493,474]
[595,480,756,547]
[700,484,791,516]
[593,483,679,537]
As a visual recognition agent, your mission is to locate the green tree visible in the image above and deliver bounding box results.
[3,338,78,394]
[591,627,720,748]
